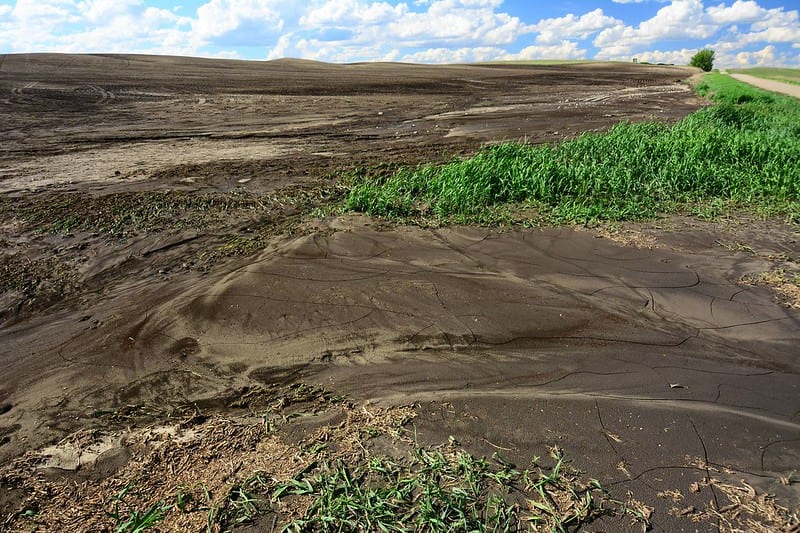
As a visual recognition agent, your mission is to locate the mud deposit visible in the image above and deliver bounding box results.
[1,54,798,531]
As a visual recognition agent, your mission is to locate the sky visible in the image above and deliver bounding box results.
[0,0,798,67]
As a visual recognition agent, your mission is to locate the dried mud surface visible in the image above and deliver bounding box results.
[1,54,799,530]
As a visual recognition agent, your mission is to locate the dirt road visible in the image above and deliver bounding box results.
[731,73,800,98]
[1,55,798,531]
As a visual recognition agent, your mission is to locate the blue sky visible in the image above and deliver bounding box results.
[0,0,798,67]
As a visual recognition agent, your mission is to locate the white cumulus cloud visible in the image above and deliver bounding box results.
[401,45,507,64]
[630,48,696,64]
[733,43,777,65]
[515,41,588,60]
[192,0,284,41]
[0,0,797,67]
[531,8,621,45]
[593,0,800,62]
[301,0,407,26]
[595,0,718,60]
[263,0,534,62]
[384,0,531,47]
[706,0,766,24]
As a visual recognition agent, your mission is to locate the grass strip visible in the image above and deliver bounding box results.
[345,74,800,224]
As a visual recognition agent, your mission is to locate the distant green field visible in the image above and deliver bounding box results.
[730,67,800,86]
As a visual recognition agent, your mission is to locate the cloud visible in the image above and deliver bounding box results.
[55,10,192,55]
[384,0,531,47]
[515,41,588,60]
[531,8,621,45]
[595,0,721,59]
[630,48,696,64]
[0,0,193,55]
[362,0,797,67]
[705,3,800,66]
[10,0,74,21]
[192,0,285,44]
[262,0,534,62]
[400,39,588,64]
[78,0,142,24]
[706,0,766,24]
[706,2,800,56]
[401,45,507,64]
[300,0,407,26]
[2,1,80,52]
[0,0,797,67]
[732,43,777,66]
[746,5,800,44]
[592,0,800,63]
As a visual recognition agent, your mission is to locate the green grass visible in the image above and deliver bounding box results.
[105,484,171,533]
[92,442,638,532]
[730,67,800,86]
[345,73,800,225]
[274,446,619,532]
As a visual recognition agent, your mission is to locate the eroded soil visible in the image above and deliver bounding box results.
[1,54,799,531]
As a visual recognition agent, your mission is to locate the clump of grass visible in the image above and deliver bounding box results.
[214,472,274,529]
[105,484,172,532]
[274,446,614,532]
[346,74,800,224]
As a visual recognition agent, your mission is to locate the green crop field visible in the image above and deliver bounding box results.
[730,67,800,86]
[345,74,800,225]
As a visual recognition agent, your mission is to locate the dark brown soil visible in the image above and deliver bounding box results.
[1,54,798,531]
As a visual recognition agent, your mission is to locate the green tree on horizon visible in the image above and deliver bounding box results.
[690,48,715,72]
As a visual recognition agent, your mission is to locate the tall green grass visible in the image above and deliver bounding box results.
[346,74,800,223]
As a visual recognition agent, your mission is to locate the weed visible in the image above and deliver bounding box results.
[105,484,172,532]
[216,472,273,528]
[274,444,611,531]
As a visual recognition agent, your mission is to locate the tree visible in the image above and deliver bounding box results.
[690,49,715,72]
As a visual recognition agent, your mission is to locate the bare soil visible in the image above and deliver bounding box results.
[1,54,799,531]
